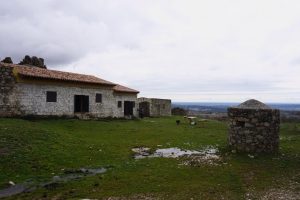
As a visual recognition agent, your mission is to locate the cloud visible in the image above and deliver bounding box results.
[1,0,300,102]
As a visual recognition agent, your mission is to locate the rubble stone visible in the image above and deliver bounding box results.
[228,99,280,153]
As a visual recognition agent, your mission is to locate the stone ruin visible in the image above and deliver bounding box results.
[228,99,280,153]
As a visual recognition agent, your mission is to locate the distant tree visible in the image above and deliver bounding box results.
[171,107,187,116]
[19,55,47,69]
[1,57,13,64]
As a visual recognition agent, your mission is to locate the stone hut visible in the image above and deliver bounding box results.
[228,99,280,153]
[138,97,171,117]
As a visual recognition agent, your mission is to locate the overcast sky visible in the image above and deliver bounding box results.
[1,0,300,103]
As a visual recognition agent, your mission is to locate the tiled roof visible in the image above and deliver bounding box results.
[0,62,139,93]
[1,62,116,86]
[113,84,139,94]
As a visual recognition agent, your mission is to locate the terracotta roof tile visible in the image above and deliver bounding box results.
[1,62,116,86]
[1,63,139,93]
[0,62,15,68]
[113,84,139,94]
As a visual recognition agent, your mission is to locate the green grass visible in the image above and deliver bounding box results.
[0,117,299,199]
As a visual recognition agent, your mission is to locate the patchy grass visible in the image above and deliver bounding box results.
[0,117,299,199]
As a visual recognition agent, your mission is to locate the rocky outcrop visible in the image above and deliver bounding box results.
[19,55,46,68]
[1,57,13,64]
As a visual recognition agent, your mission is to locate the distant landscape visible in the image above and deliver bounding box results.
[172,102,300,121]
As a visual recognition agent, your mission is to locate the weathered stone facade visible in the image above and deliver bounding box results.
[0,65,20,117]
[228,99,280,153]
[113,93,138,117]
[138,97,171,117]
[14,83,137,118]
[0,63,138,118]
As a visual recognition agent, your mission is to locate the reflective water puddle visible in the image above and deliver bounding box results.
[0,167,107,198]
[132,146,219,158]
[132,146,221,166]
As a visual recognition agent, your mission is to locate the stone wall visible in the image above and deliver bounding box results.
[0,65,20,116]
[138,98,172,117]
[150,98,172,117]
[114,93,138,117]
[0,79,137,118]
[15,83,111,117]
[228,107,280,153]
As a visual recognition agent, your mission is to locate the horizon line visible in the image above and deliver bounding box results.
[172,101,300,104]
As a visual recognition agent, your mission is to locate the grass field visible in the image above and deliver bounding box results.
[0,117,299,199]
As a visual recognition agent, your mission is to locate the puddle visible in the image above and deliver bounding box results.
[0,167,107,198]
[0,184,29,198]
[132,147,201,159]
[132,147,151,159]
[63,168,107,176]
[41,167,107,189]
[132,146,219,160]
[154,148,201,158]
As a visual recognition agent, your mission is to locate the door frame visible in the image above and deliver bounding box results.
[124,101,134,116]
[74,95,89,113]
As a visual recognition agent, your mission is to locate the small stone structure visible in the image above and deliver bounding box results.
[228,99,280,153]
[138,97,171,117]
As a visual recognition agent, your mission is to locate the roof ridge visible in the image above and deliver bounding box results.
[113,84,139,93]
[2,62,141,92]
[19,64,99,78]
[9,63,116,86]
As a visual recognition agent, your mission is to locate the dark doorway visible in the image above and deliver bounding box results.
[139,102,150,118]
[74,95,89,113]
[124,101,134,116]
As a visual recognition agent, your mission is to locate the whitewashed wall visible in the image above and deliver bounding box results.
[15,83,138,118]
[114,93,138,117]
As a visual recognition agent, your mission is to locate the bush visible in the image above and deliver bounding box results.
[171,107,187,116]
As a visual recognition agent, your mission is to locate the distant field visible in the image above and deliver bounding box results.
[172,102,300,112]
[0,117,299,199]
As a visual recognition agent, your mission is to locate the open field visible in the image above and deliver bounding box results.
[0,117,299,199]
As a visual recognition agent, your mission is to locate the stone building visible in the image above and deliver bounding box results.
[228,99,280,153]
[138,97,171,117]
[0,62,139,118]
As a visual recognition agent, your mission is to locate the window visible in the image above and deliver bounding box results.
[132,102,135,108]
[118,101,122,108]
[95,93,102,103]
[162,104,165,109]
[46,91,57,102]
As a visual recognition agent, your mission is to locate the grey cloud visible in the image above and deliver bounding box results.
[290,57,300,66]
[130,77,279,94]
[0,0,157,66]
[1,0,300,102]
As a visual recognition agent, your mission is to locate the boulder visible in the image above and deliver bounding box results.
[19,55,47,69]
[1,57,13,64]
